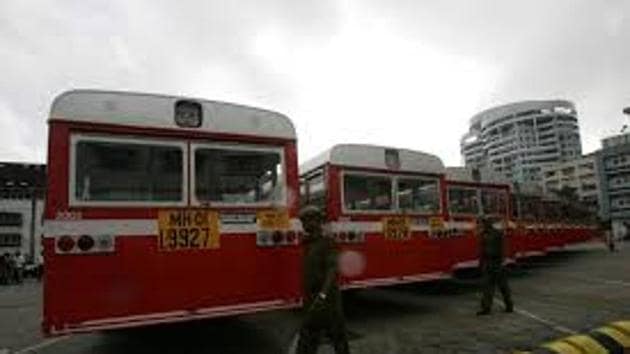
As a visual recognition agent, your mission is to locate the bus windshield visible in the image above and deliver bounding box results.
[448,187,479,215]
[481,189,507,215]
[75,139,184,202]
[397,177,440,213]
[194,146,284,204]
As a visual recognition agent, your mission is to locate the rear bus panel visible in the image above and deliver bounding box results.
[43,121,302,335]
[327,165,451,289]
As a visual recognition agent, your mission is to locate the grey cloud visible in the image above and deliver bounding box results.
[0,0,628,164]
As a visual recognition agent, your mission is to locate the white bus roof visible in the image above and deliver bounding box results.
[300,144,445,175]
[50,90,296,139]
[446,167,510,185]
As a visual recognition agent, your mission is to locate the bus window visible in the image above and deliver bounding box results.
[397,177,440,213]
[519,197,538,220]
[195,147,284,205]
[74,139,184,202]
[481,189,507,215]
[299,178,307,206]
[307,172,326,209]
[510,195,519,219]
[448,187,479,215]
[343,174,392,211]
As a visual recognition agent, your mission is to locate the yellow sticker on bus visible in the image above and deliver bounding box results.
[383,216,410,240]
[158,209,220,251]
[428,217,445,232]
[257,209,290,230]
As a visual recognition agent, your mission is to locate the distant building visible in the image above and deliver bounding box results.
[446,166,510,184]
[540,154,599,211]
[596,132,630,239]
[0,162,46,262]
[461,100,583,184]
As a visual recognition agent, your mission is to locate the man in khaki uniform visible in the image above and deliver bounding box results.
[296,206,350,354]
[477,215,513,315]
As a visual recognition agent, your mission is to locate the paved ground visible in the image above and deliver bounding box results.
[1,241,629,354]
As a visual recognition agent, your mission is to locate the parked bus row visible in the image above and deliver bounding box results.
[299,145,597,289]
[42,90,598,335]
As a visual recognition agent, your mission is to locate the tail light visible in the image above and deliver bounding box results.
[286,231,297,244]
[334,230,364,244]
[257,230,300,247]
[55,234,115,254]
[257,230,272,246]
[77,235,95,251]
[57,235,75,252]
[95,234,114,250]
[272,230,283,244]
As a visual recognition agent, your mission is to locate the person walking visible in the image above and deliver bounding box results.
[601,219,616,252]
[7,253,16,285]
[36,253,44,281]
[477,215,513,315]
[296,205,350,354]
[14,251,25,284]
[0,253,7,285]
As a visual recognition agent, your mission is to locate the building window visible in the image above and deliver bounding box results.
[0,233,21,247]
[0,212,23,227]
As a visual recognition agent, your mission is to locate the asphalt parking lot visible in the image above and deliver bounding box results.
[2,241,629,354]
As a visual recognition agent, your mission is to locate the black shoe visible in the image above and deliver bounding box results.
[476,310,491,316]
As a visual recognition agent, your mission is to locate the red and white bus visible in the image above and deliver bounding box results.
[510,192,598,256]
[300,144,453,289]
[43,90,302,335]
[444,167,513,269]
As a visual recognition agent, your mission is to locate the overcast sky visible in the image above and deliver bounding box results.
[1,0,628,165]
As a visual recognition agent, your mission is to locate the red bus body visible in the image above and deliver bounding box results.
[300,145,452,289]
[444,168,513,269]
[43,90,302,335]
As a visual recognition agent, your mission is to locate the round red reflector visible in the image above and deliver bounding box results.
[77,235,95,251]
[286,231,296,243]
[57,235,75,252]
[272,231,283,244]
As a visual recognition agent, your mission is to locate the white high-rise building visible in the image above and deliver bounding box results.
[540,154,599,211]
[461,100,582,184]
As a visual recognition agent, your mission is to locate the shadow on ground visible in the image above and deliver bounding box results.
[97,317,283,354]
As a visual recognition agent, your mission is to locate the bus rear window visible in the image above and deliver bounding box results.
[481,189,507,215]
[194,147,284,204]
[344,174,393,211]
[75,140,183,202]
[397,177,440,213]
[448,187,479,215]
